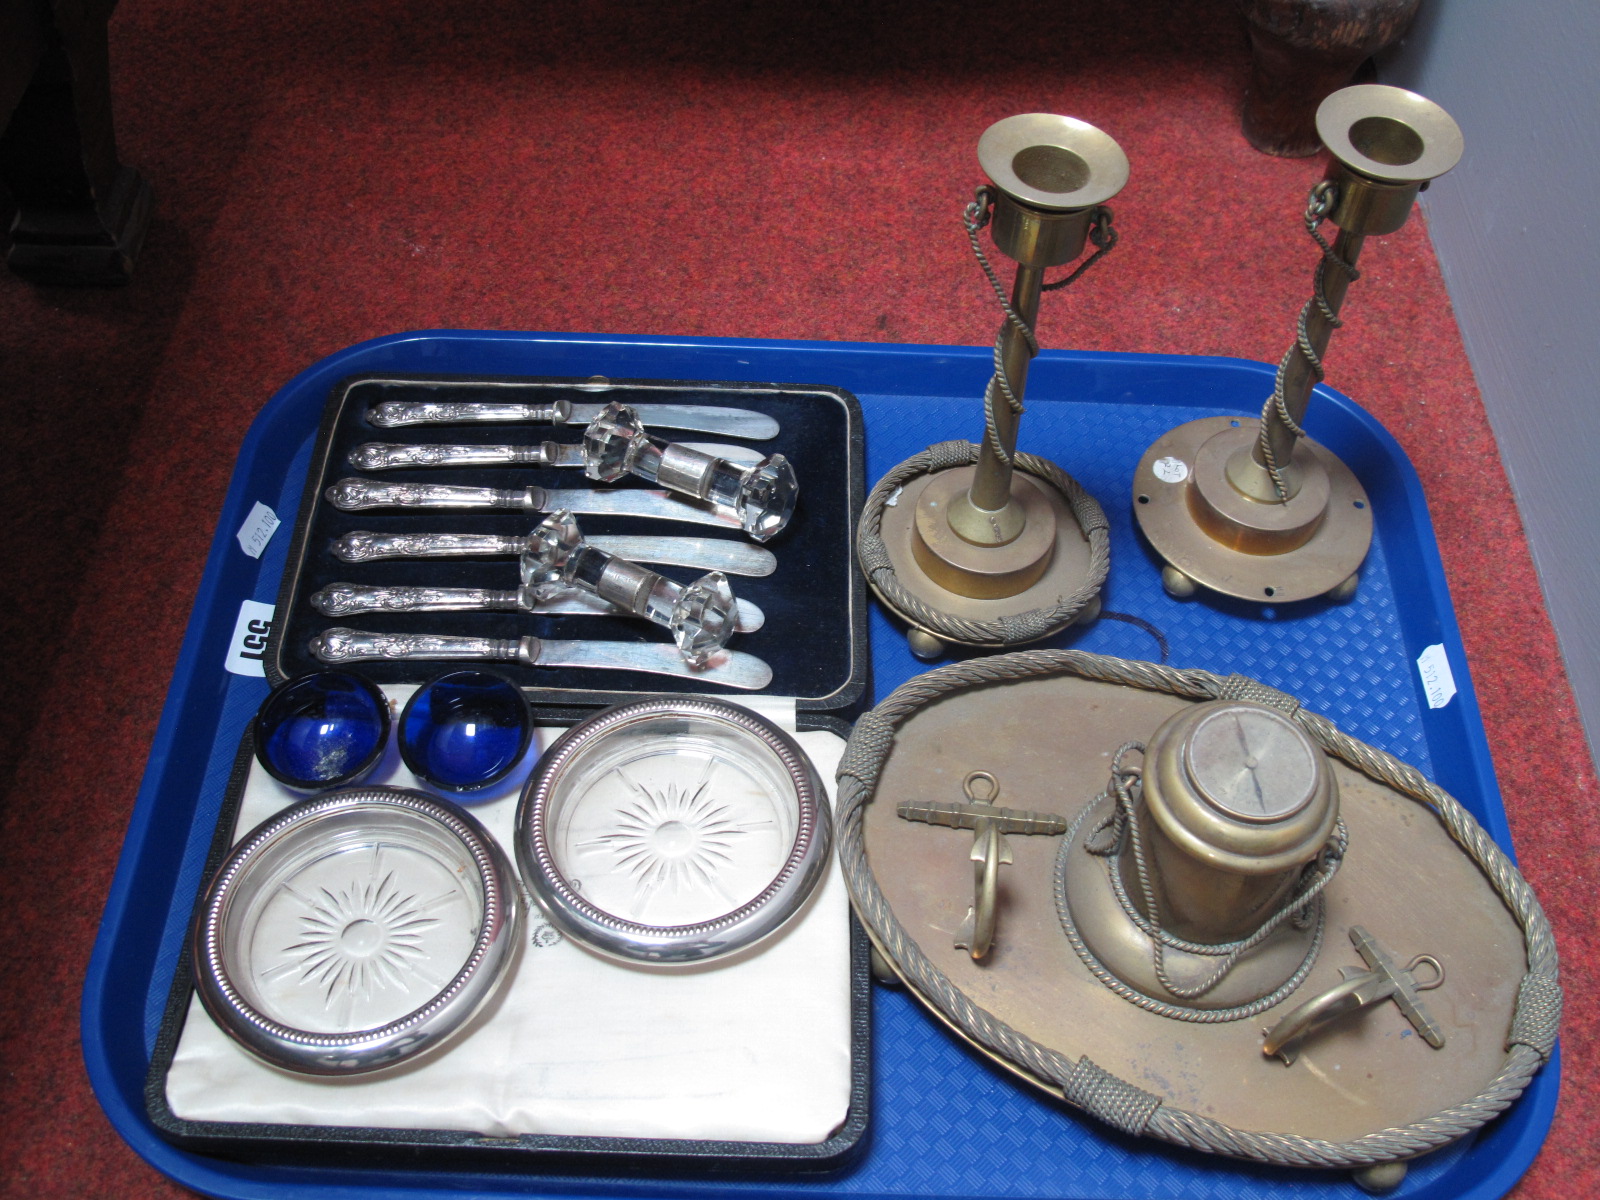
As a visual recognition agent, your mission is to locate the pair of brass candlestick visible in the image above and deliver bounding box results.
[861,86,1462,654]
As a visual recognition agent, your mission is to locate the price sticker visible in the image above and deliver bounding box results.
[236,502,281,559]
[1415,643,1457,710]
[1153,456,1189,484]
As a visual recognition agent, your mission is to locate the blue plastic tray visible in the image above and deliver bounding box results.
[84,331,1558,1200]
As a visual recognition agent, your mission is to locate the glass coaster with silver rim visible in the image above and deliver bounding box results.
[516,699,830,965]
[191,786,520,1074]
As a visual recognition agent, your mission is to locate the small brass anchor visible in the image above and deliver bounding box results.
[897,771,1068,960]
[1262,925,1445,1065]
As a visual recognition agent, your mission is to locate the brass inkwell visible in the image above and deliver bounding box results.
[858,114,1124,658]
[1134,85,1463,603]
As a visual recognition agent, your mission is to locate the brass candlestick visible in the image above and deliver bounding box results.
[858,114,1126,659]
[1134,85,1463,604]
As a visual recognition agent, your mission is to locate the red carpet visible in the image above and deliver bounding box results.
[1,0,1593,1195]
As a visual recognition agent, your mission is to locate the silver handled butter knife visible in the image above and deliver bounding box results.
[309,628,772,691]
[324,478,743,531]
[368,399,780,441]
[330,530,775,577]
[347,441,761,471]
[309,582,765,633]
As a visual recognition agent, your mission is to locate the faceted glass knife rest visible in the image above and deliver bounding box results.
[582,402,798,541]
[524,511,738,666]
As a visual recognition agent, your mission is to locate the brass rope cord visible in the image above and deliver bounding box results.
[1256,181,1360,503]
[836,648,1561,1169]
[962,189,1118,473]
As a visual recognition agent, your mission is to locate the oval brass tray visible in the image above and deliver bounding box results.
[837,650,1560,1169]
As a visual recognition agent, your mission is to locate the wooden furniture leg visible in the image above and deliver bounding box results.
[0,0,152,285]
[1239,0,1423,157]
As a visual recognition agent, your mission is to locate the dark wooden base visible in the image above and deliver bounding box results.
[6,162,152,285]
[1,0,151,285]
[1239,0,1422,157]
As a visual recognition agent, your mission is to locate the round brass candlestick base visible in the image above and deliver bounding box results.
[910,467,1059,599]
[883,468,1091,652]
[1133,416,1371,604]
[861,445,1106,660]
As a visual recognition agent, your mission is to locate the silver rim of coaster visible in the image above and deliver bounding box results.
[856,440,1111,647]
[517,698,830,965]
[193,786,520,1075]
[835,649,1561,1169]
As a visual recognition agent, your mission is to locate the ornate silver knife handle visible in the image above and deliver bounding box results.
[311,584,514,616]
[325,478,540,512]
[321,477,747,533]
[348,441,747,472]
[330,529,775,576]
[366,397,780,440]
[348,442,572,470]
[334,531,522,562]
[369,400,568,427]
[313,629,516,663]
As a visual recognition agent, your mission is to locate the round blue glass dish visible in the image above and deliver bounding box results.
[399,670,533,793]
[253,670,391,791]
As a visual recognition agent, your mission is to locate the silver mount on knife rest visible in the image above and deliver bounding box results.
[309,628,772,691]
[348,402,798,542]
[329,528,775,578]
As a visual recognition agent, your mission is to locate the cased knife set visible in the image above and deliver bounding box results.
[268,373,866,708]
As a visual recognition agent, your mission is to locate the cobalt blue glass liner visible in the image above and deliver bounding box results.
[398,670,533,793]
[252,670,390,791]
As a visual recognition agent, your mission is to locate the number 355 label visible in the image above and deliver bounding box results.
[226,600,276,677]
